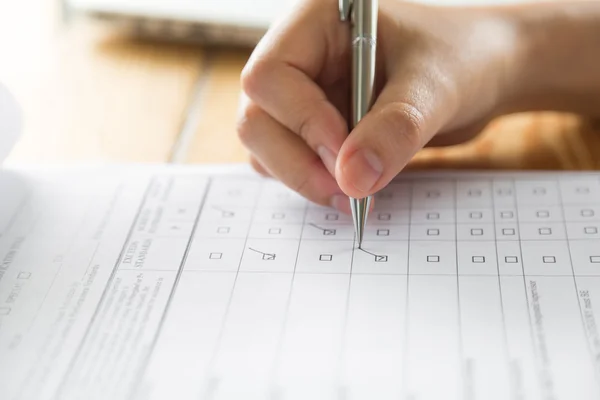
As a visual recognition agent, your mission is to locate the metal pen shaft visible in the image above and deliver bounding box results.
[348,0,377,248]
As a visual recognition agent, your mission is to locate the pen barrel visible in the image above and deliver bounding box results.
[351,0,378,129]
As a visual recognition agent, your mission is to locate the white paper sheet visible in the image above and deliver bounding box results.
[0,83,21,165]
[1,164,600,400]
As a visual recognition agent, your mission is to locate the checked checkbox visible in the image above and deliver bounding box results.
[262,253,276,261]
[323,229,336,236]
[375,255,388,263]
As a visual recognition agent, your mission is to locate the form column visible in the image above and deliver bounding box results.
[208,180,307,399]
[517,178,600,399]
[456,178,510,400]
[141,177,261,400]
[561,177,600,388]
[494,179,541,400]
[342,182,411,399]
[405,180,461,400]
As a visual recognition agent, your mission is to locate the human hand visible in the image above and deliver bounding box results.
[237,0,521,212]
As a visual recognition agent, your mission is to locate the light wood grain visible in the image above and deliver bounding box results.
[187,50,600,170]
[185,49,251,164]
[4,5,204,163]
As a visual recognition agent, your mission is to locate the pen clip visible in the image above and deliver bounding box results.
[339,0,353,22]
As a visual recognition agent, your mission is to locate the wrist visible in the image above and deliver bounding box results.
[498,2,600,116]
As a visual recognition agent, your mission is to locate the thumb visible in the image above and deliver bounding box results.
[335,75,454,198]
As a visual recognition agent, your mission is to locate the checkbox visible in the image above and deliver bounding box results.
[585,226,598,235]
[426,212,440,220]
[536,210,550,218]
[533,187,546,195]
[217,226,230,234]
[377,229,390,237]
[538,227,552,235]
[581,209,595,218]
[505,256,519,263]
[262,253,276,261]
[502,228,515,236]
[470,228,484,236]
[577,187,590,194]
[543,256,556,263]
[272,212,285,220]
[427,228,440,236]
[0,307,10,316]
[590,256,600,263]
[426,190,440,198]
[427,255,440,263]
[375,255,388,263]
[209,252,223,260]
[468,189,482,197]
[500,211,514,219]
[268,227,282,235]
[17,272,31,279]
[325,213,339,221]
[469,211,482,220]
[378,213,391,221]
[472,256,485,263]
[323,229,336,236]
[319,254,333,262]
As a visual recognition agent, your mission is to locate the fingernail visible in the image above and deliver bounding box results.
[343,149,383,193]
[317,146,337,177]
[330,194,351,214]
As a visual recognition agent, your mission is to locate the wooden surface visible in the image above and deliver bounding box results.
[2,1,204,163]
[3,1,600,170]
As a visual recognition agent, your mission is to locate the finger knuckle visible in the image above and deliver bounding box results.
[240,57,270,98]
[236,102,264,146]
[381,102,426,149]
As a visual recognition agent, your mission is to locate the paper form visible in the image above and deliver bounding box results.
[1,165,600,400]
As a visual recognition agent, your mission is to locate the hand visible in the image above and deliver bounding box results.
[237,0,521,212]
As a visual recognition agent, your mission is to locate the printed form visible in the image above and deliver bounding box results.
[1,165,600,400]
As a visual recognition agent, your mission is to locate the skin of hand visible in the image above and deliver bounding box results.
[236,0,533,213]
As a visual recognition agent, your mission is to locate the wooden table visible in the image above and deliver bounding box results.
[3,0,600,170]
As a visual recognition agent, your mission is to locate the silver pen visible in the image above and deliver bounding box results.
[339,0,378,248]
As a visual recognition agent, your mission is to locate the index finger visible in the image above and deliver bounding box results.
[240,0,350,162]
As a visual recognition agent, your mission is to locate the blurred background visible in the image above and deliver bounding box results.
[1,0,599,170]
